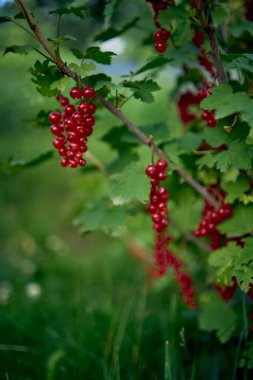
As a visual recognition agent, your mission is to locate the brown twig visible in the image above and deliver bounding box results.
[14,0,219,209]
[201,0,228,84]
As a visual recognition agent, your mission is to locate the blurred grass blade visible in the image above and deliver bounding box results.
[46,349,65,380]
[164,341,172,380]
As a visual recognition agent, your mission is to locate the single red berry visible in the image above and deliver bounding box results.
[87,102,97,115]
[78,102,90,115]
[79,145,88,153]
[157,172,167,181]
[70,86,83,99]
[156,159,168,171]
[50,125,62,136]
[160,28,170,40]
[49,112,61,125]
[84,126,93,137]
[83,87,96,99]
[84,115,95,128]
[61,158,69,167]
[79,159,86,166]
[69,160,78,168]
[155,41,166,53]
[145,164,158,179]
[64,104,76,117]
[154,30,163,42]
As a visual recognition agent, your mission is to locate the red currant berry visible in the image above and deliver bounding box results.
[50,125,62,136]
[87,102,97,115]
[84,126,93,137]
[160,28,170,40]
[84,115,95,128]
[79,159,86,166]
[83,87,96,99]
[155,41,166,53]
[78,102,90,115]
[49,112,61,125]
[156,159,168,171]
[145,165,158,179]
[157,172,167,181]
[69,160,78,168]
[61,158,69,167]
[64,104,75,117]
[154,30,163,42]
[70,86,83,99]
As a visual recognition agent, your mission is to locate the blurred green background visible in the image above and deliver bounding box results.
[0,1,248,379]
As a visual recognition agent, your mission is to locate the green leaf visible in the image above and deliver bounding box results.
[226,56,253,74]
[73,198,126,237]
[200,84,253,127]
[6,150,53,169]
[221,177,250,203]
[196,153,217,169]
[108,164,150,205]
[133,56,173,75]
[84,46,116,64]
[103,0,121,29]
[0,16,11,23]
[240,341,253,369]
[121,79,160,103]
[214,140,252,172]
[69,62,96,77]
[171,188,202,231]
[27,110,51,128]
[203,121,250,148]
[218,205,253,237]
[49,5,87,18]
[208,239,253,293]
[198,292,237,343]
[102,125,138,152]
[229,21,253,38]
[3,44,34,56]
[94,17,139,42]
[177,132,203,152]
[30,59,64,97]
[50,77,69,92]
[48,35,76,48]
[71,46,116,65]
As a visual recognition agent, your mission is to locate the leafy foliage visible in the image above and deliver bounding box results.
[121,79,160,103]
[208,238,253,292]
[109,164,150,205]
[198,292,237,343]
[71,46,116,64]
[30,60,64,97]
[73,197,126,236]
[94,17,139,42]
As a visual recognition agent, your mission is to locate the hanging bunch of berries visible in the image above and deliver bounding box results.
[49,86,96,168]
[145,159,196,308]
[194,185,232,249]
[146,0,174,53]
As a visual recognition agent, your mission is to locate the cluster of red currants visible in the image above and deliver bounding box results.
[145,159,196,308]
[194,186,232,247]
[197,82,217,128]
[49,86,96,168]
[146,0,174,53]
[177,91,200,125]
